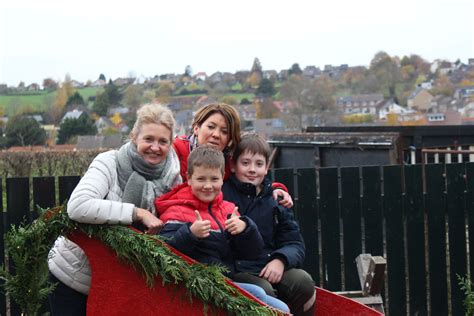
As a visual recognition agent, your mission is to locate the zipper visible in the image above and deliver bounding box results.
[208,203,225,232]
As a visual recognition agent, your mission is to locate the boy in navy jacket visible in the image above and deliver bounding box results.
[222,133,316,316]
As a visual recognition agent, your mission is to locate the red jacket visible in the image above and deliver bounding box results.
[155,183,234,230]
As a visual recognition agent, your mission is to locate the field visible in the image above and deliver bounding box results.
[0,87,103,116]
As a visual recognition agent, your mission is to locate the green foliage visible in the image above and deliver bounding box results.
[1,207,281,316]
[104,82,122,105]
[66,92,85,107]
[0,207,73,316]
[57,115,97,144]
[256,78,276,97]
[458,274,474,315]
[93,91,110,116]
[4,115,47,147]
[288,63,302,76]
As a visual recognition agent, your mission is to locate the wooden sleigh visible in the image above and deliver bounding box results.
[69,231,384,316]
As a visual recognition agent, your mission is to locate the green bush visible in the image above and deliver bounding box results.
[458,274,474,315]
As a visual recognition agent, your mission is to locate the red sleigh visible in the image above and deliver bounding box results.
[70,231,383,316]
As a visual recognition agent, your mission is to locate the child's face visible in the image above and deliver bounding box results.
[188,166,224,203]
[234,150,268,187]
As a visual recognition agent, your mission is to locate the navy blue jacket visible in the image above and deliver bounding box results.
[222,175,305,274]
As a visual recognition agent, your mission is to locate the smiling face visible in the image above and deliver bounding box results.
[233,150,268,189]
[133,123,172,165]
[193,113,229,152]
[188,166,223,203]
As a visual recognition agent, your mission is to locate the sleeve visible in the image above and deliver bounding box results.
[230,216,264,260]
[272,182,288,192]
[67,152,135,225]
[160,222,200,257]
[270,206,306,269]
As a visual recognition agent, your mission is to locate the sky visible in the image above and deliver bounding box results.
[0,0,473,87]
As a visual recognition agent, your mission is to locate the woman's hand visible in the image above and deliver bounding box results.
[259,258,285,284]
[273,189,294,208]
[190,210,211,238]
[225,207,246,235]
[135,207,164,234]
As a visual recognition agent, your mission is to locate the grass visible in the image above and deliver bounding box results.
[0,87,103,116]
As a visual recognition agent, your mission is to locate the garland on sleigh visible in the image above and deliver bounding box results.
[0,206,282,316]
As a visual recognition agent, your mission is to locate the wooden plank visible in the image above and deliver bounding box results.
[319,167,341,291]
[383,165,406,315]
[445,163,467,316]
[340,167,362,291]
[6,177,31,226]
[32,176,56,220]
[404,164,427,315]
[0,178,6,316]
[58,176,80,205]
[361,166,383,256]
[425,163,448,315]
[6,177,29,316]
[466,163,474,281]
[295,168,319,284]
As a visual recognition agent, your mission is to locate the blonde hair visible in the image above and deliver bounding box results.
[130,103,175,142]
[192,103,241,152]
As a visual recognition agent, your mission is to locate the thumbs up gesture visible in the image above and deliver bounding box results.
[225,207,246,235]
[190,210,211,238]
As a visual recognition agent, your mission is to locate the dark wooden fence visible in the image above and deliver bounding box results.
[1,163,473,315]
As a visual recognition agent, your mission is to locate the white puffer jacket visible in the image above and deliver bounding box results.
[48,150,135,295]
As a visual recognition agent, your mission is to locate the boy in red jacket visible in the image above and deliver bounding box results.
[155,145,289,313]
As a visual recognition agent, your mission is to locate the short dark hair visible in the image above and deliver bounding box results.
[233,133,271,163]
[187,145,225,177]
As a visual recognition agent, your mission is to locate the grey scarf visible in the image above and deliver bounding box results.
[117,141,181,213]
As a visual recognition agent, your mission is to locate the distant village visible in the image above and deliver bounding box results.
[1,52,474,151]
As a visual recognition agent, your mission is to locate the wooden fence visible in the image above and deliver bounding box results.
[1,163,473,315]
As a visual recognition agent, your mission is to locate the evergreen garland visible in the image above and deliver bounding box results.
[0,206,282,316]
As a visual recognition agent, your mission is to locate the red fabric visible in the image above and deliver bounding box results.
[69,231,266,316]
[315,287,383,316]
[272,182,288,192]
[173,136,232,182]
[155,183,236,230]
[68,231,382,316]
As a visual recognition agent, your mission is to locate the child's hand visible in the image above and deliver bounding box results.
[273,189,293,208]
[259,258,285,284]
[190,210,211,238]
[225,207,246,235]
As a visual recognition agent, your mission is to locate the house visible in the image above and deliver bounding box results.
[303,66,321,78]
[454,86,474,100]
[377,100,414,121]
[113,78,135,87]
[429,95,460,113]
[417,81,433,90]
[26,83,40,91]
[278,70,289,81]
[95,116,115,133]
[263,70,278,81]
[272,101,297,114]
[71,80,84,88]
[235,104,257,123]
[90,79,106,87]
[337,94,385,115]
[426,111,462,125]
[61,109,86,123]
[407,88,434,111]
